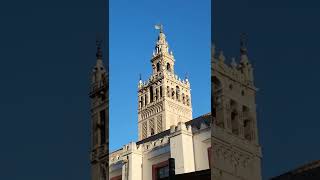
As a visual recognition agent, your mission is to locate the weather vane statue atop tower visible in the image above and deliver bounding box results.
[155,24,163,33]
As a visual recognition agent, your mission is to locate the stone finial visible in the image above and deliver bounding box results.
[231,57,237,68]
[187,125,192,132]
[240,33,248,56]
[170,125,176,133]
[211,44,215,59]
[200,122,208,130]
[96,39,103,59]
[240,33,250,65]
[218,51,225,62]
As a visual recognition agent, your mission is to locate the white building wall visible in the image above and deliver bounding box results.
[193,128,211,171]
[169,123,195,174]
[142,151,170,180]
[128,152,142,180]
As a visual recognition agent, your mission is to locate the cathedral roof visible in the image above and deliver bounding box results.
[136,113,212,145]
[271,160,320,180]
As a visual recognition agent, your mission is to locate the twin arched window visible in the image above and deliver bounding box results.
[156,62,160,72]
[167,63,171,72]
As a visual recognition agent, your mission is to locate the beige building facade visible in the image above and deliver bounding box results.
[89,27,262,180]
[90,41,109,180]
[108,28,211,180]
[211,38,262,180]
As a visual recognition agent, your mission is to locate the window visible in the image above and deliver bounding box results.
[166,63,171,72]
[156,88,159,101]
[156,62,160,72]
[141,96,144,107]
[186,95,189,106]
[157,115,162,132]
[145,94,148,105]
[150,119,155,136]
[231,110,239,134]
[230,100,239,135]
[93,114,98,146]
[150,86,154,103]
[139,96,142,108]
[157,166,169,179]
[171,88,175,99]
[142,122,147,139]
[160,86,163,97]
[176,86,180,101]
[152,161,169,180]
[99,110,106,145]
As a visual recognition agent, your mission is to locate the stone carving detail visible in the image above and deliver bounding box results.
[212,141,253,169]
[142,122,147,139]
[157,115,162,132]
[149,118,155,134]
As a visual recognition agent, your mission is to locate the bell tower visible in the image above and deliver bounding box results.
[137,25,193,140]
[212,34,262,180]
[89,40,108,180]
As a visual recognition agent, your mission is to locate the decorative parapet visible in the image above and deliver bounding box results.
[140,136,170,152]
[212,125,262,157]
[212,47,255,89]
[138,71,189,91]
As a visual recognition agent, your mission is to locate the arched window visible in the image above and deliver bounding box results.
[213,76,223,127]
[141,96,144,107]
[230,100,239,135]
[160,86,163,97]
[166,63,171,72]
[176,86,180,101]
[150,119,155,136]
[139,96,142,108]
[150,86,154,103]
[171,88,175,99]
[243,106,253,141]
[182,93,185,104]
[156,88,159,101]
[145,94,148,105]
[156,62,161,72]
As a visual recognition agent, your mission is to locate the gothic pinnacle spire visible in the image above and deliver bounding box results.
[240,33,248,56]
[96,39,103,59]
[240,33,249,64]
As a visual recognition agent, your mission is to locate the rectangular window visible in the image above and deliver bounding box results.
[100,110,106,145]
[157,165,169,179]
[152,160,169,180]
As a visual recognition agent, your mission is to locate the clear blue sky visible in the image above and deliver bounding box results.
[109,0,211,151]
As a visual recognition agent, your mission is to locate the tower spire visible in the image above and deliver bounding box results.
[154,24,170,55]
[96,39,103,59]
[240,33,249,64]
[240,32,248,56]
